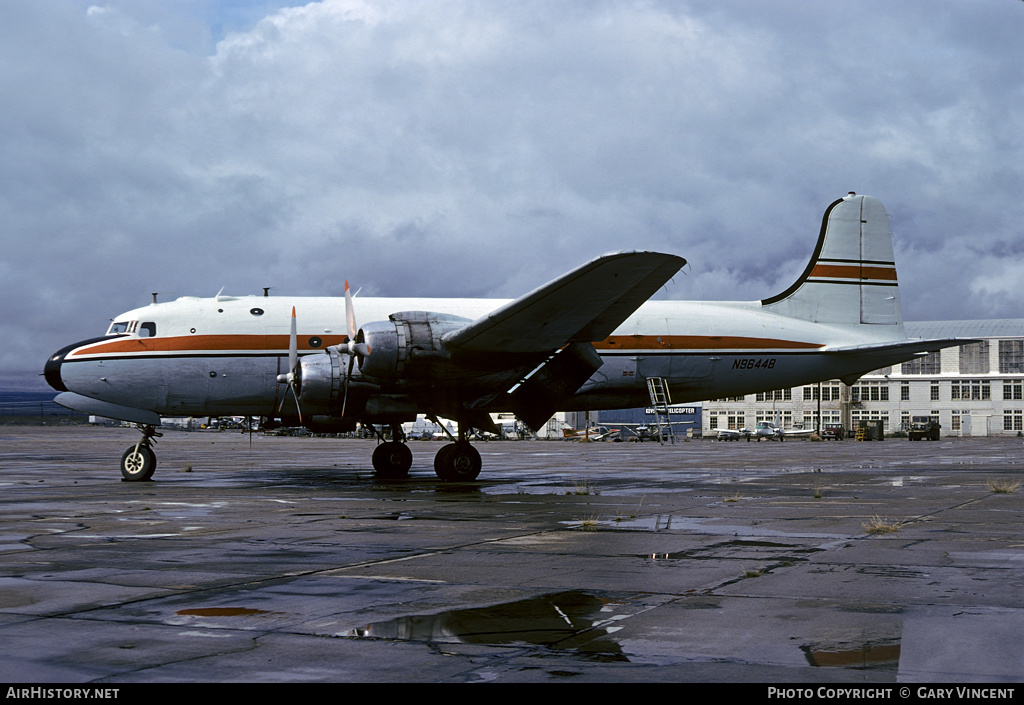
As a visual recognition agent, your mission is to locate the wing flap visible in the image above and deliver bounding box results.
[444,251,685,354]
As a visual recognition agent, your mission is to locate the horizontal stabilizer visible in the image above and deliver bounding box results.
[444,251,685,355]
[824,337,976,356]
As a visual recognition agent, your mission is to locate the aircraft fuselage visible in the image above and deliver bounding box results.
[47,293,923,421]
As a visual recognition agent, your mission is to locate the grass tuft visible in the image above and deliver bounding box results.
[574,516,600,531]
[565,478,600,496]
[862,515,902,534]
[987,479,1021,494]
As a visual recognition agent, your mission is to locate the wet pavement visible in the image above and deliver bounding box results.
[1,426,1023,683]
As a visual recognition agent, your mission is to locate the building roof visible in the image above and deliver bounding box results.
[905,320,1024,340]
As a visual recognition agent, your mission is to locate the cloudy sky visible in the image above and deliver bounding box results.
[6,0,1024,389]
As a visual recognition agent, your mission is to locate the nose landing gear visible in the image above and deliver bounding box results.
[120,425,162,482]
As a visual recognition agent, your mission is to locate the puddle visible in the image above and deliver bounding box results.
[176,607,273,617]
[802,641,901,668]
[344,590,628,659]
[607,515,847,540]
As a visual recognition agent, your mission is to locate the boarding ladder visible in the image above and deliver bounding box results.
[646,377,675,445]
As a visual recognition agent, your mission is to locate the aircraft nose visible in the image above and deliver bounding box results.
[44,346,70,392]
[44,335,124,393]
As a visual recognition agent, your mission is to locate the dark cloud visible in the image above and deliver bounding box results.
[5,0,1024,386]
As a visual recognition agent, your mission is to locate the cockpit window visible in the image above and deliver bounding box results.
[106,321,156,337]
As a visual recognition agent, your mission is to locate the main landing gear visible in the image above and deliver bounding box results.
[369,423,482,482]
[120,425,162,482]
[433,441,481,482]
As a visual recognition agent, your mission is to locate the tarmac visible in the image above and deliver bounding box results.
[1,425,1023,683]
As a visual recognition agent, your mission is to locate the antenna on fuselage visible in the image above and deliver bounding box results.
[151,293,158,304]
[263,287,270,297]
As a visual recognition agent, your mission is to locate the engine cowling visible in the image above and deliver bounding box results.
[296,347,344,410]
[358,311,470,380]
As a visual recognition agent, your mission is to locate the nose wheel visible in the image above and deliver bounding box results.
[120,425,161,482]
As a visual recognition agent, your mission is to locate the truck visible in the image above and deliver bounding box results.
[908,416,941,441]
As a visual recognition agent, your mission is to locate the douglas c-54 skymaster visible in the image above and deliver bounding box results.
[45,193,966,482]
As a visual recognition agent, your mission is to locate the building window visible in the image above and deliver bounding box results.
[901,383,910,401]
[852,381,889,402]
[931,383,940,401]
[951,379,990,401]
[999,341,1024,374]
[1003,381,1023,401]
[804,383,842,401]
[959,341,990,374]
[1004,410,1023,432]
[902,352,941,375]
[757,389,792,402]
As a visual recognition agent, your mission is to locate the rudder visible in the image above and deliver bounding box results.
[761,193,902,326]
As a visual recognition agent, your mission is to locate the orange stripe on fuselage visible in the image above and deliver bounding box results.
[67,334,351,357]
[810,264,897,281]
[69,333,824,357]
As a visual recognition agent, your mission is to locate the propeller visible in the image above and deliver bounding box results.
[276,306,303,423]
[337,281,370,416]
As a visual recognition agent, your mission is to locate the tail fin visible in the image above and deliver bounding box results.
[761,193,902,326]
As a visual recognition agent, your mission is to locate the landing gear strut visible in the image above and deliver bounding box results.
[120,425,162,482]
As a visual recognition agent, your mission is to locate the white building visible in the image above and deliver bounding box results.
[701,320,1024,438]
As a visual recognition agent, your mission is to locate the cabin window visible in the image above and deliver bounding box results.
[139,322,156,337]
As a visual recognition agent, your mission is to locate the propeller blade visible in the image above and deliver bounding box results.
[342,353,355,417]
[288,306,298,378]
[276,306,303,423]
[345,281,357,341]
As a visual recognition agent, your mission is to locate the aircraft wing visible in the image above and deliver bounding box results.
[443,251,685,355]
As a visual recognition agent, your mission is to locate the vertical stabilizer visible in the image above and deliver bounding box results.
[761,193,902,326]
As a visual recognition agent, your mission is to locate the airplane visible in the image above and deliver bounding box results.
[44,193,969,483]
[715,427,751,441]
[562,426,621,442]
[751,421,816,441]
[615,422,695,442]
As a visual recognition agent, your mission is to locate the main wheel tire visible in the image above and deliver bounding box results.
[434,442,481,482]
[372,442,412,479]
[120,445,156,482]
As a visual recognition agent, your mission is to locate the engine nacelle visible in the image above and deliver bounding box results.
[358,311,470,380]
[296,347,344,411]
[292,348,374,419]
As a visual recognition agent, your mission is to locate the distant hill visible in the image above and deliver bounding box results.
[0,388,80,422]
